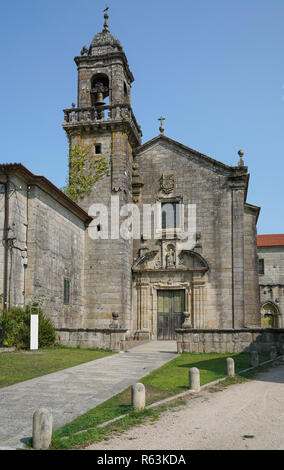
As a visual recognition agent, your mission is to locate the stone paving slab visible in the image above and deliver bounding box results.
[0,341,177,449]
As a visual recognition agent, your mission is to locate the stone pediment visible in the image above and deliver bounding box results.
[178,250,209,271]
[133,250,159,269]
[135,134,247,178]
[133,246,209,273]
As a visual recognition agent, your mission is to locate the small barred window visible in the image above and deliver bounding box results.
[64,279,70,305]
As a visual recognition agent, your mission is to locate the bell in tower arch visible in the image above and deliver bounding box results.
[91,74,109,107]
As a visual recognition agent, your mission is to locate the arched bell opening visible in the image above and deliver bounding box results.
[90,74,109,107]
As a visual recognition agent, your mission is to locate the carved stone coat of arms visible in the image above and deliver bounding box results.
[160,174,175,194]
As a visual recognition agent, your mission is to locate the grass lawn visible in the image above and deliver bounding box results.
[50,351,270,450]
[0,346,114,388]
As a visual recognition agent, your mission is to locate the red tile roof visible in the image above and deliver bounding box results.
[257,234,284,247]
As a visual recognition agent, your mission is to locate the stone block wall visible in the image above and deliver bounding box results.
[26,185,86,328]
[176,328,284,354]
[56,327,127,352]
[0,175,29,309]
[70,130,134,333]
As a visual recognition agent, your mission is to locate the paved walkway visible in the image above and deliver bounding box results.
[0,341,177,449]
[87,362,284,450]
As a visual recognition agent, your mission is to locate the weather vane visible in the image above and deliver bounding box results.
[158,116,165,134]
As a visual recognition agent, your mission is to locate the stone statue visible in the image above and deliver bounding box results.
[80,46,88,56]
[166,248,175,267]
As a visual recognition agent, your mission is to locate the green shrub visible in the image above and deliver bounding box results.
[0,306,57,349]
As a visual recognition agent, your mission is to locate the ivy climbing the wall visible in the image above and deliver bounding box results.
[62,140,110,201]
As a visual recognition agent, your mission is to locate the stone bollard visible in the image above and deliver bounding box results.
[189,367,200,392]
[250,350,259,367]
[226,357,235,377]
[270,346,277,361]
[131,383,146,411]
[32,408,53,450]
[120,339,126,352]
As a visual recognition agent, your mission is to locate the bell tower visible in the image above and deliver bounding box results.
[62,12,142,332]
[76,12,134,111]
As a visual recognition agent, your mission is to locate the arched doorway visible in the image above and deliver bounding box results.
[261,302,280,328]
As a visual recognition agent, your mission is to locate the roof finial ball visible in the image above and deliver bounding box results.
[238,149,245,167]
[103,6,110,33]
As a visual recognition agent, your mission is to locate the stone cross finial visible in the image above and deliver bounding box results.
[238,149,245,166]
[103,7,110,32]
[158,116,165,134]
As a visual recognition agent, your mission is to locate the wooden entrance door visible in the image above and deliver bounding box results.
[157,290,185,340]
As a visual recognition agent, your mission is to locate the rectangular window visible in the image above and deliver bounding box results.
[95,144,102,154]
[258,259,264,275]
[161,202,179,229]
[64,279,70,305]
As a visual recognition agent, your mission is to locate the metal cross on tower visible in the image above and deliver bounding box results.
[103,6,110,32]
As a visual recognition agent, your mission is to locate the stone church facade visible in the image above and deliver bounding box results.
[0,14,263,347]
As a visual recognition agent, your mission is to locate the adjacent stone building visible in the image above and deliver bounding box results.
[0,13,262,347]
[257,234,284,328]
[0,164,90,329]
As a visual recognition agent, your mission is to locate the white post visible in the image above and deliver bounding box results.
[30,314,39,351]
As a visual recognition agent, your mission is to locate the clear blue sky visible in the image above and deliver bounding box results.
[1,0,283,234]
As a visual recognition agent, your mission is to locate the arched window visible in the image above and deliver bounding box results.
[90,74,109,106]
[261,302,280,328]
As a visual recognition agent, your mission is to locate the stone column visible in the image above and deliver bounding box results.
[187,287,192,317]
[140,284,149,331]
[136,280,150,340]
[192,276,206,328]
[230,173,246,329]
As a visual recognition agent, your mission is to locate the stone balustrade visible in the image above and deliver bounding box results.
[63,103,142,146]
[63,103,141,130]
